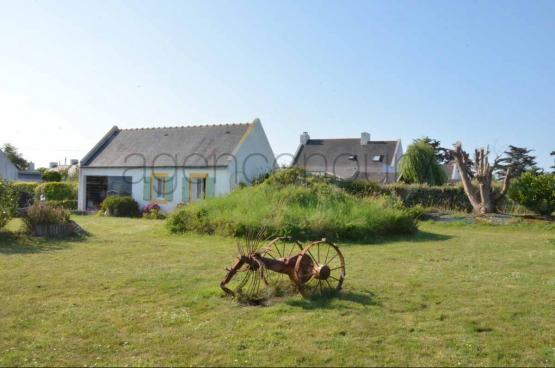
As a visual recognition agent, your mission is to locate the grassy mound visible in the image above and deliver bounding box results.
[167,170,419,240]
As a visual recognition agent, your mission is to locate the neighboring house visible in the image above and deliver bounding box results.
[0,149,19,181]
[17,162,42,182]
[292,131,403,183]
[442,161,462,183]
[78,118,275,212]
[48,159,79,180]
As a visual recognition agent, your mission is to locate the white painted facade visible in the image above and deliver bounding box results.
[78,119,275,212]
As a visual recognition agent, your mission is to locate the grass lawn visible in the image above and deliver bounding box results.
[0,216,554,366]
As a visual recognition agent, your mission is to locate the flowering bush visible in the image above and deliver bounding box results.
[143,203,165,219]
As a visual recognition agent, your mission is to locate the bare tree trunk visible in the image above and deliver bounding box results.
[451,143,511,214]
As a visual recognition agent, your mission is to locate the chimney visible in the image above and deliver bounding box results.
[300,132,310,145]
[361,132,370,145]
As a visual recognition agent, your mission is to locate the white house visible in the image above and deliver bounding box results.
[292,131,403,183]
[0,149,19,181]
[78,118,275,212]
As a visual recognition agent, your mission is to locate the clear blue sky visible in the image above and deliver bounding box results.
[1,0,554,169]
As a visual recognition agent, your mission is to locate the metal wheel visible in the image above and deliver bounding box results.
[259,237,303,293]
[293,240,345,298]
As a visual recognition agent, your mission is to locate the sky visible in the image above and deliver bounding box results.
[1,0,554,169]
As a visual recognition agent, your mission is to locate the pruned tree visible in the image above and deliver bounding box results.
[450,143,511,214]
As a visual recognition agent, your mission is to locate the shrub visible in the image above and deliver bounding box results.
[333,179,472,212]
[45,199,78,210]
[35,182,77,201]
[0,180,17,229]
[142,203,165,219]
[100,196,140,217]
[41,171,62,182]
[336,179,384,197]
[22,203,70,231]
[508,173,555,216]
[167,170,418,241]
[10,181,39,207]
[384,183,472,212]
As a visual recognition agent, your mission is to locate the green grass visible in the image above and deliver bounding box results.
[0,216,554,366]
[167,175,418,241]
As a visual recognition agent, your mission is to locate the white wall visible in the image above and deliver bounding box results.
[228,119,275,187]
[0,150,18,181]
[78,166,230,212]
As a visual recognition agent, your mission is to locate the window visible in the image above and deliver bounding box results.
[152,175,168,199]
[372,155,384,162]
[187,173,209,202]
[190,175,207,202]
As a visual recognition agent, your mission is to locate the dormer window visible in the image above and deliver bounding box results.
[372,155,384,162]
[348,155,358,161]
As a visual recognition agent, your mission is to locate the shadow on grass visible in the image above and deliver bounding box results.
[0,230,86,255]
[340,230,453,246]
[285,289,380,310]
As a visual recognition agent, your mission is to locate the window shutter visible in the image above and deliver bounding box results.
[143,176,151,201]
[182,177,190,203]
[206,176,215,198]
[165,177,174,202]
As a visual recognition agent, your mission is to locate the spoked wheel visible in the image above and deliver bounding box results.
[293,240,345,298]
[259,237,304,293]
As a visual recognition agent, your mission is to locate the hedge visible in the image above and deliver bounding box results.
[46,199,78,210]
[100,196,140,217]
[35,182,77,201]
[335,179,472,212]
[384,183,473,212]
[10,182,40,208]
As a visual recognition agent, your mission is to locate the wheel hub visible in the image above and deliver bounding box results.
[315,264,331,280]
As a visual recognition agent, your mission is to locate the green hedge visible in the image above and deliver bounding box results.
[45,199,78,210]
[100,196,140,217]
[10,182,40,207]
[335,179,472,212]
[35,182,77,201]
[384,183,472,212]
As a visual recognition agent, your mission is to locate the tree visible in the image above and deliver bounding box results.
[497,145,540,178]
[450,143,511,214]
[417,137,449,163]
[2,143,29,171]
[418,136,474,177]
[398,140,447,185]
[551,151,555,171]
[41,171,62,182]
[508,172,555,216]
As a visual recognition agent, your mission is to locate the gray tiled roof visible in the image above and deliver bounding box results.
[293,138,399,180]
[83,123,252,167]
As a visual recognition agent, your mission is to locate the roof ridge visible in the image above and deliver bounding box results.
[119,122,252,131]
[308,138,398,142]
